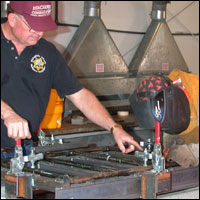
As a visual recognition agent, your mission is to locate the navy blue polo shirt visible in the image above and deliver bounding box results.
[1,18,83,148]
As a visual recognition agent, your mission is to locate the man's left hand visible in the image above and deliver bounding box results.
[112,128,143,153]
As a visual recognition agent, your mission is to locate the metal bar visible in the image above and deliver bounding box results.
[34,141,88,154]
[38,161,98,177]
[142,171,171,198]
[33,174,68,192]
[142,167,199,198]
[74,145,120,153]
[171,166,199,191]
[68,166,153,184]
[44,157,115,172]
[72,151,144,166]
[56,176,142,199]
[4,173,33,199]
[96,93,130,101]
[105,151,145,165]
[157,172,171,194]
[64,155,133,170]
[141,171,157,199]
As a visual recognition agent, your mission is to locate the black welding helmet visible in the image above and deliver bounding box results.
[129,75,190,135]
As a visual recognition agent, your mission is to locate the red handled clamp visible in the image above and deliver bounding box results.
[16,139,21,147]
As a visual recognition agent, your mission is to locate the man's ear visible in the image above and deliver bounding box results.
[7,13,18,28]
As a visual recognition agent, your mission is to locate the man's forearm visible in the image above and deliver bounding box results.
[1,99,31,140]
[1,99,13,120]
[67,88,116,132]
[67,88,143,153]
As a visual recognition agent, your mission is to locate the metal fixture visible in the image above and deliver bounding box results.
[152,143,165,172]
[2,144,199,199]
[8,147,43,175]
[38,128,63,146]
[7,143,24,175]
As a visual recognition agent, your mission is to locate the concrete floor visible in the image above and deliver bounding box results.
[157,187,199,199]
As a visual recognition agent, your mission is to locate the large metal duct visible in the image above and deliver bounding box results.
[1,1,10,17]
[63,1,136,112]
[129,1,189,76]
[63,1,128,77]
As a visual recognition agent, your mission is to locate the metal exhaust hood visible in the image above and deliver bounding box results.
[1,1,10,17]
[63,1,129,78]
[129,1,189,76]
[63,1,136,112]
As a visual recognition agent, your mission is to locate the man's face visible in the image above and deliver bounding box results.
[10,13,45,46]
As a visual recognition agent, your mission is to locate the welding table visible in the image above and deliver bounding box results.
[1,115,199,199]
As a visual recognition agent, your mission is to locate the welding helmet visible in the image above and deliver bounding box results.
[129,75,190,135]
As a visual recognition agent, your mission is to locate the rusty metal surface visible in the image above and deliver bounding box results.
[141,171,157,199]
[141,167,199,199]
[1,145,151,199]
[34,141,88,154]
[4,173,33,199]
[1,144,199,199]
[141,171,171,199]
[55,176,142,199]
[157,171,171,194]
[171,166,199,191]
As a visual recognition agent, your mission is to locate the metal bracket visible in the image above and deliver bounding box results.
[7,147,44,175]
[38,129,63,146]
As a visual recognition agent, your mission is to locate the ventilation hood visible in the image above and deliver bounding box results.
[63,1,136,112]
[63,1,128,78]
[1,1,10,17]
[129,1,189,76]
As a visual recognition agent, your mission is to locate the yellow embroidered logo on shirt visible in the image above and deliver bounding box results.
[31,55,46,73]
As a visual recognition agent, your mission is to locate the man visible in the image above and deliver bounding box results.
[1,1,143,158]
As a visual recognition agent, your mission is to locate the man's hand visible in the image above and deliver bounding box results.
[112,127,143,153]
[67,89,143,154]
[1,100,31,141]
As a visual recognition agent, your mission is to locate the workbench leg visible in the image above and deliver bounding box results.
[4,174,33,199]
[141,171,157,199]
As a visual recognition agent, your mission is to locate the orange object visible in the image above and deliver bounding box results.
[40,89,64,129]
[169,69,199,135]
[164,148,170,159]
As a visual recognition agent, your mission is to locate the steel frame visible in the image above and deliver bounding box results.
[1,145,199,199]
